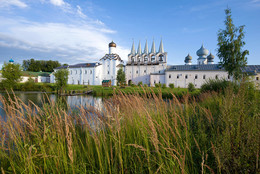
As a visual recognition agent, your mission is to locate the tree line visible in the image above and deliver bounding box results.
[22,59,61,72]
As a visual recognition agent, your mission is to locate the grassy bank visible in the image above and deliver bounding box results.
[0,82,259,173]
[0,82,200,99]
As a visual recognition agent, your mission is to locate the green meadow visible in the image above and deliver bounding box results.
[0,81,259,173]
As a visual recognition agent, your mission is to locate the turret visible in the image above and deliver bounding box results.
[196,44,209,65]
[109,41,116,54]
[9,59,14,64]
[143,40,149,55]
[207,53,215,64]
[130,40,136,55]
[137,41,142,55]
[150,39,156,54]
[184,54,192,65]
[158,39,164,53]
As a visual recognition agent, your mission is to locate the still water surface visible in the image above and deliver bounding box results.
[0,92,104,118]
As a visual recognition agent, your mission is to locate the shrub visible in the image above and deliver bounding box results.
[200,78,238,93]
[155,83,161,88]
[169,83,174,89]
[138,81,143,86]
[162,84,166,89]
[131,83,136,87]
[188,83,195,92]
[144,84,148,87]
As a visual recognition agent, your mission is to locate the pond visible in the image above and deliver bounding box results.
[0,92,104,118]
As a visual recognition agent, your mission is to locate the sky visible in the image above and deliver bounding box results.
[0,0,259,69]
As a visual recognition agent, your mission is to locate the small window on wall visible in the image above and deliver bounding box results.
[228,75,230,79]
[154,80,156,84]
[177,75,179,79]
[85,70,87,74]
[215,75,218,79]
[136,70,138,74]
[169,74,171,78]
[144,70,146,73]
[185,75,188,79]
[203,75,206,79]
[90,70,92,74]
[256,77,259,81]
[195,75,198,79]
[108,71,109,74]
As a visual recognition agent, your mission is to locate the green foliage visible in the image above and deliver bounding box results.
[54,69,69,93]
[116,68,126,86]
[21,77,37,91]
[188,83,195,92]
[138,81,143,86]
[217,8,249,80]
[201,78,238,93]
[155,83,161,88]
[162,84,166,89]
[143,84,148,87]
[22,59,61,72]
[169,83,174,89]
[1,62,22,89]
[131,83,136,87]
[0,85,258,173]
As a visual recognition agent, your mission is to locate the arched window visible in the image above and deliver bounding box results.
[131,56,134,63]
[151,55,155,62]
[137,56,141,62]
[159,55,163,61]
[144,55,148,62]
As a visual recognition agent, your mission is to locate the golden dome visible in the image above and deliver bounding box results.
[109,41,116,47]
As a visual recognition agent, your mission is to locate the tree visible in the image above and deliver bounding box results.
[1,62,22,89]
[116,68,126,86]
[54,69,69,94]
[22,59,61,72]
[188,83,195,92]
[217,8,249,80]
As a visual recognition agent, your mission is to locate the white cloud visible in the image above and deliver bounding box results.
[0,0,27,8]
[0,17,129,64]
[49,0,65,6]
[77,5,87,19]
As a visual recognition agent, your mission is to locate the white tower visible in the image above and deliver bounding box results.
[109,41,116,54]
[196,44,209,65]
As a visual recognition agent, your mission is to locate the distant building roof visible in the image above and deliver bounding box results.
[9,59,14,63]
[242,65,260,74]
[167,64,224,71]
[22,71,51,77]
[166,64,260,73]
[100,54,123,62]
[55,63,100,69]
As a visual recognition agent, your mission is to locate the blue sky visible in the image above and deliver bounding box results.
[0,0,259,69]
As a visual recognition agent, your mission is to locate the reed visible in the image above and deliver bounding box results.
[0,83,259,173]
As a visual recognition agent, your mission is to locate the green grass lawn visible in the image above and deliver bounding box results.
[1,82,200,99]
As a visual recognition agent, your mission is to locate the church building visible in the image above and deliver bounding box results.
[50,41,124,86]
[51,40,259,88]
[125,40,260,88]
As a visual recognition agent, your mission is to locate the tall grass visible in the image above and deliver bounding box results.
[0,83,259,173]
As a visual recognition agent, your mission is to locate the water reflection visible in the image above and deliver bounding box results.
[0,92,104,118]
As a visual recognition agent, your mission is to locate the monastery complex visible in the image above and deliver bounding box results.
[51,41,260,88]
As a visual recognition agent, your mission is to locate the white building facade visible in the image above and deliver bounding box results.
[125,41,260,88]
[51,41,124,86]
[125,39,167,85]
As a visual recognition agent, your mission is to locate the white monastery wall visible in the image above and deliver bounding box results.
[165,71,229,88]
